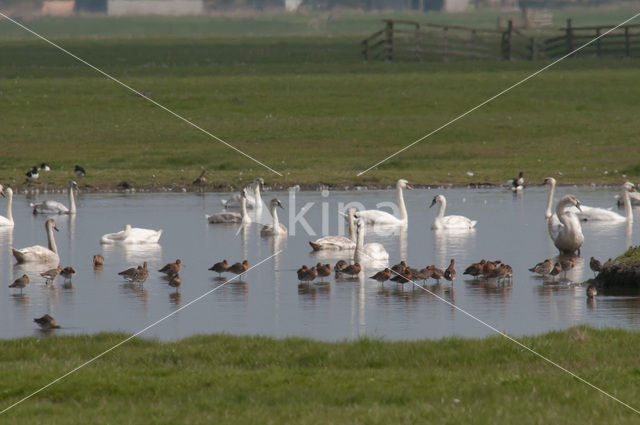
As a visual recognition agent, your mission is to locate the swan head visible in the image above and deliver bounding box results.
[241,189,247,199]
[623,181,635,191]
[45,218,59,232]
[68,180,78,190]
[254,177,265,190]
[270,198,284,209]
[0,185,4,197]
[544,177,556,186]
[429,195,444,208]
[397,179,413,190]
[4,187,11,198]
[560,195,581,212]
[124,224,132,231]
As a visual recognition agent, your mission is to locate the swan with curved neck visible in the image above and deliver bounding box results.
[353,179,412,226]
[261,198,287,236]
[544,177,557,220]
[31,180,78,214]
[430,194,477,230]
[207,190,252,224]
[12,218,59,264]
[222,177,264,209]
[0,186,14,227]
[576,182,635,222]
[548,195,584,255]
[353,217,389,263]
[309,207,356,251]
[100,224,162,244]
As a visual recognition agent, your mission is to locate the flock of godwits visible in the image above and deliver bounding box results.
[1,168,636,331]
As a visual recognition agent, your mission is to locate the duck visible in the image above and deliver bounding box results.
[353,217,389,264]
[209,259,229,276]
[504,171,524,191]
[430,194,477,230]
[74,165,86,177]
[39,163,51,172]
[100,224,162,245]
[529,259,553,276]
[548,195,584,255]
[589,257,601,277]
[260,198,287,236]
[207,189,251,225]
[222,177,264,209]
[31,180,78,215]
[60,266,76,282]
[351,179,412,226]
[93,254,104,268]
[443,259,456,284]
[227,260,249,277]
[0,186,15,227]
[369,268,391,283]
[158,259,181,276]
[192,168,206,185]
[25,167,39,182]
[576,182,634,223]
[9,274,30,292]
[34,314,60,329]
[41,265,63,284]
[309,207,356,251]
[12,218,60,264]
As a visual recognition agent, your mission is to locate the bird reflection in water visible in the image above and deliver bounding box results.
[10,293,30,310]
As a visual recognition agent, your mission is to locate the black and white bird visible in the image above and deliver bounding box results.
[74,165,86,177]
[39,163,51,171]
[25,167,39,182]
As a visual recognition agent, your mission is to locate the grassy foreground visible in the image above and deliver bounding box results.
[1,327,640,423]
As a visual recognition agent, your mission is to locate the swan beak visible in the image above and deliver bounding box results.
[338,211,348,218]
[53,225,59,232]
[406,184,414,190]
[277,201,284,209]
[0,190,5,198]
[429,199,437,208]
[575,202,582,212]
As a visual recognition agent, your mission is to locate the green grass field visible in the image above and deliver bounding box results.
[1,327,639,424]
[1,11,639,190]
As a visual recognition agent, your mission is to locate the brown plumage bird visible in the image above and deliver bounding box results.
[209,259,229,276]
[93,254,104,268]
[369,268,391,283]
[549,262,562,281]
[590,257,602,277]
[118,265,140,280]
[587,284,597,299]
[464,259,485,279]
[158,259,181,276]
[391,261,407,274]
[192,168,206,185]
[560,257,576,276]
[297,265,309,281]
[529,259,553,276]
[483,260,502,276]
[341,263,361,277]
[443,259,456,284]
[430,265,444,283]
[9,274,29,292]
[131,262,149,284]
[41,265,62,284]
[34,314,61,330]
[60,266,76,282]
[316,263,331,280]
[408,267,428,281]
[391,268,412,285]
[334,260,348,277]
[298,266,318,283]
[227,260,249,277]
[168,274,182,291]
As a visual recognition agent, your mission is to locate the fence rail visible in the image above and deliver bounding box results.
[362,18,640,62]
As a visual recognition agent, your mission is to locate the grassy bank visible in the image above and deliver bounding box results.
[0,327,639,423]
[1,14,639,190]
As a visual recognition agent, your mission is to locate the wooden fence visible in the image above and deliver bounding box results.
[362,18,638,62]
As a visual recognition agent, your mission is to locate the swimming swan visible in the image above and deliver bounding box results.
[548,195,584,255]
[207,190,252,225]
[576,182,634,223]
[353,217,389,264]
[100,224,162,245]
[261,198,287,236]
[430,194,477,230]
[353,179,412,226]
[309,207,356,251]
[31,180,78,214]
[12,218,59,264]
[221,177,264,209]
[0,186,14,227]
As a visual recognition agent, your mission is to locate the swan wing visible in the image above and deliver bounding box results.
[364,243,389,261]
[309,236,355,251]
[222,193,255,209]
[33,200,69,214]
[356,210,401,225]
[0,215,13,227]
[207,211,242,223]
[576,205,625,222]
[439,215,477,229]
[12,245,59,264]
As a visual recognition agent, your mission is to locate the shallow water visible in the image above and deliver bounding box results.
[1,185,639,341]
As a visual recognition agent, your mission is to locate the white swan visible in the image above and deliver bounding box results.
[353,179,412,226]
[31,180,78,214]
[353,217,389,263]
[221,177,263,209]
[0,186,14,227]
[100,224,162,245]
[548,195,584,255]
[12,218,59,264]
[309,207,356,251]
[207,190,252,225]
[576,182,634,222]
[430,194,477,230]
[615,190,640,207]
[544,177,562,232]
[261,198,287,236]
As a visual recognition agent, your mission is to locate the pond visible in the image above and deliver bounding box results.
[1,185,639,341]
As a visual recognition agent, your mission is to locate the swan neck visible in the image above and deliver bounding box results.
[254,182,262,205]
[356,224,364,251]
[397,185,408,221]
[624,186,633,223]
[6,191,13,223]
[545,181,555,219]
[47,223,58,254]
[437,198,446,219]
[348,213,356,242]
[241,195,248,218]
[271,205,279,228]
[69,186,76,214]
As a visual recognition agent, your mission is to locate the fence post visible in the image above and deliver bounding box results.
[625,26,631,57]
[502,19,513,60]
[566,19,574,54]
[384,20,394,62]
